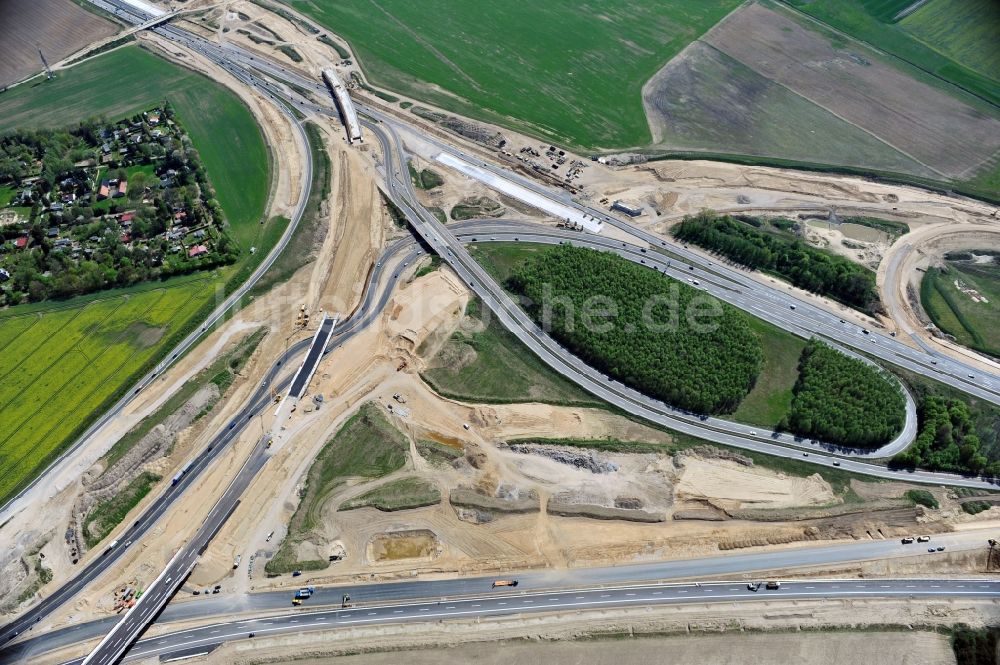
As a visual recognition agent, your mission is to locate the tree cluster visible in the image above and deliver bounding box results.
[507,244,764,414]
[891,396,998,476]
[780,340,905,448]
[672,211,882,315]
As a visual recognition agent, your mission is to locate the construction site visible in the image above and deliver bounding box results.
[0,0,999,664]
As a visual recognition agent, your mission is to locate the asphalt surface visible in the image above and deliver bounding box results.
[39,577,1000,665]
[0,0,315,523]
[5,5,1000,663]
[3,530,994,663]
[288,314,337,398]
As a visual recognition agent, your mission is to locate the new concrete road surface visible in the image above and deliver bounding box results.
[16,577,1000,665]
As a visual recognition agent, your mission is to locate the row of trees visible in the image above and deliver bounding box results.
[3,230,236,304]
[780,340,906,448]
[672,211,882,315]
[891,396,1000,476]
[507,244,764,414]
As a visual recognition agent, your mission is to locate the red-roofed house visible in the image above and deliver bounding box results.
[97,181,110,200]
[188,244,209,258]
[14,236,28,249]
[120,212,135,223]
[120,233,132,244]
[114,180,127,198]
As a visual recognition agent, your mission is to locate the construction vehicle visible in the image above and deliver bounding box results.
[271,386,281,403]
[491,579,518,588]
[233,555,242,569]
[292,597,302,606]
[392,393,406,404]
[396,359,408,372]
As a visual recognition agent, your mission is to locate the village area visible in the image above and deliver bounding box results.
[0,105,233,305]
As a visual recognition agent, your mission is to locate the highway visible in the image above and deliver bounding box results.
[0,229,421,650]
[3,4,999,663]
[0,0,315,523]
[6,574,998,664]
[204,50,998,466]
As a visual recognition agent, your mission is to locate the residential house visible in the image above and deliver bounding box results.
[114,180,127,198]
[13,237,28,249]
[188,244,209,258]
[97,180,110,200]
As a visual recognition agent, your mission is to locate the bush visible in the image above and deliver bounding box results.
[962,501,991,515]
[904,489,938,509]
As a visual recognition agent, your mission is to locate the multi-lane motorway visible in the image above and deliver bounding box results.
[4,2,1000,663]
[48,578,1000,665]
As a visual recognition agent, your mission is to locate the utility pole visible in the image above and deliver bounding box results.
[38,48,53,80]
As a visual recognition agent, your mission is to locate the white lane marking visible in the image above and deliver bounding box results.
[446,606,455,609]
[419,608,429,612]
[393,610,403,614]
[129,589,1000,659]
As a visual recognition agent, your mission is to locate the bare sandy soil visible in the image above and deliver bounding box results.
[8,0,1000,635]
[230,630,955,665]
[676,458,834,510]
[0,0,117,87]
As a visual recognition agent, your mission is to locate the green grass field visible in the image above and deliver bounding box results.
[731,318,806,427]
[921,262,1000,359]
[421,297,606,408]
[0,45,275,506]
[282,0,741,149]
[899,0,1000,85]
[266,403,409,574]
[0,44,271,246]
[0,276,214,503]
[339,477,441,512]
[783,0,1000,105]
